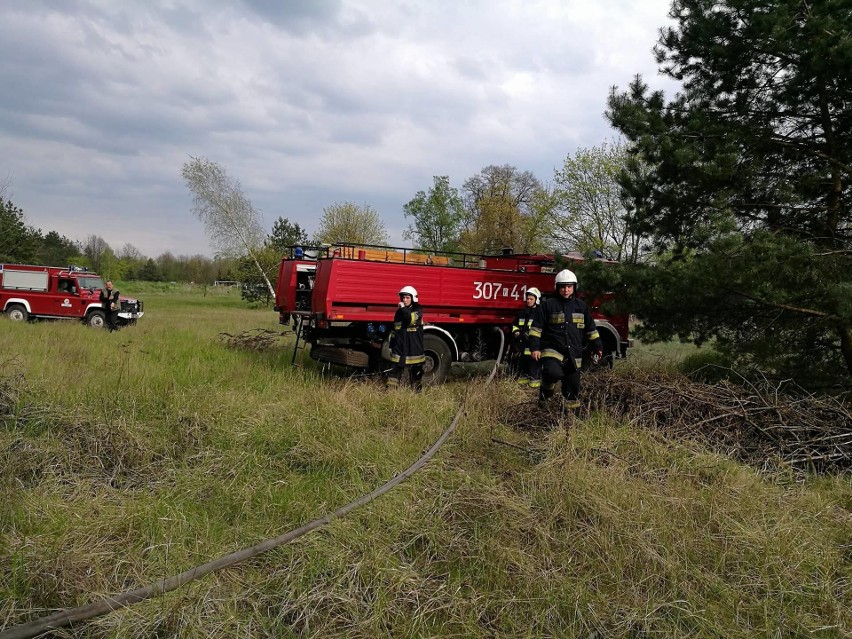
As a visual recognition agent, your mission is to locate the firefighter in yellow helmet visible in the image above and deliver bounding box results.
[387,285,426,390]
[510,286,542,387]
[529,269,603,410]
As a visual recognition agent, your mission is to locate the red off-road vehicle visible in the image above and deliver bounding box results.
[0,263,144,328]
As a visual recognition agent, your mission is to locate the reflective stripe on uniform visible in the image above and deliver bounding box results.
[406,354,426,364]
[541,348,563,361]
[587,330,600,341]
[529,327,542,338]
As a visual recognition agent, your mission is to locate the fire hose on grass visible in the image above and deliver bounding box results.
[0,330,506,639]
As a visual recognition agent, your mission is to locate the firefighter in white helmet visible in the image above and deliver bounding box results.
[510,287,542,387]
[387,285,425,390]
[529,269,603,410]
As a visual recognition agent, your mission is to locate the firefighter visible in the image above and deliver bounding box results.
[99,280,120,332]
[510,287,542,387]
[529,269,603,411]
[387,285,426,390]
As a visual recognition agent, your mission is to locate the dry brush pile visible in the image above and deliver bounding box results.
[219,328,287,351]
[503,369,852,474]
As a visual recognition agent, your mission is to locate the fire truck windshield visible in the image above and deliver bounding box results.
[77,276,105,291]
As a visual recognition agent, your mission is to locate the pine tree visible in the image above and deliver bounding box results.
[606,0,852,383]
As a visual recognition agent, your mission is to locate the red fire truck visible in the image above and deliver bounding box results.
[274,244,629,385]
[0,263,144,327]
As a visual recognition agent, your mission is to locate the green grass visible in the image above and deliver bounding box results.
[1,288,850,638]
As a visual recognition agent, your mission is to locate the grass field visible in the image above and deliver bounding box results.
[1,285,850,638]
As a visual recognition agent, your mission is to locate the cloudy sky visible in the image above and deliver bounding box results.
[0,0,678,258]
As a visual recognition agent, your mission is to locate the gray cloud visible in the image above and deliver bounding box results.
[0,0,678,257]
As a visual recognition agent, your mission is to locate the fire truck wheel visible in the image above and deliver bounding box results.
[422,334,452,385]
[87,310,106,328]
[6,304,29,322]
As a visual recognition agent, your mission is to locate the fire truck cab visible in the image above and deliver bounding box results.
[275,244,629,385]
[0,263,144,327]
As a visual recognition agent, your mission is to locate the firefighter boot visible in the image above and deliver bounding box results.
[538,381,557,409]
[560,397,581,419]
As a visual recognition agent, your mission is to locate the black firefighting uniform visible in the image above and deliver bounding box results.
[99,288,120,331]
[510,305,541,387]
[528,293,602,408]
[387,302,425,389]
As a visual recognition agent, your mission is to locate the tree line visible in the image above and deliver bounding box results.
[181,144,634,304]
[1,187,239,283]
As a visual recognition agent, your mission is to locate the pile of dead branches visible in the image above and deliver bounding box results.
[583,370,852,474]
[219,329,285,352]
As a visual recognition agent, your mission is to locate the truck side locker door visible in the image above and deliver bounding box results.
[54,278,78,317]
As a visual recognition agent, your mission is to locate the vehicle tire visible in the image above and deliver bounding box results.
[601,341,615,369]
[422,333,452,385]
[87,310,106,328]
[6,304,29,322]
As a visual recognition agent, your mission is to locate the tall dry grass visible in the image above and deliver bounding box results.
[0,285,850,638]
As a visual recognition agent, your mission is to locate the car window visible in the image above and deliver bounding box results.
[77,276,105,291]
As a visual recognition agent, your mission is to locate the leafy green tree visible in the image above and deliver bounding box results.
[606,0,852,382]
[116,243,145,281]
[459,165,553,254]
[553,141,643,262]
[235,244,280,305]
[403,176,464,252]
[137,258,163,282]
[37,230,81,266]
[268,216,309,254]
[0,197,40,263]
[314,202,388,245]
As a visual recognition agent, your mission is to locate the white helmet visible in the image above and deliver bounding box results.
[526,287,541,304]
[554,269,578,288]
[398,285,418,302]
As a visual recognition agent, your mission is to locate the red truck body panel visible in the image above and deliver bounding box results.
[311,258,554,325]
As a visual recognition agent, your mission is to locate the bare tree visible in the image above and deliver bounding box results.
[181,156,274,296]
[82,234,110,272]
[117,243,144,261]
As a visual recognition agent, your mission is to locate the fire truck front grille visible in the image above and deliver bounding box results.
[121,300,143,314]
